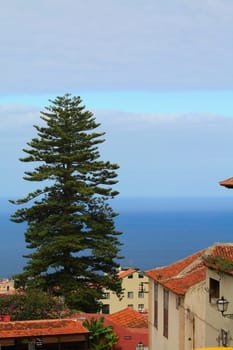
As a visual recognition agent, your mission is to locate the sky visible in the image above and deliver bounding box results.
[2,0,233,200]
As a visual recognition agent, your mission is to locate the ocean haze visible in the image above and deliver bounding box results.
[1,196,233,277]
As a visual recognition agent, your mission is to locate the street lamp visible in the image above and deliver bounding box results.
[216,296,233,318]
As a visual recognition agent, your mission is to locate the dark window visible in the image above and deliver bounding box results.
[128,291,134,298]
[154,282,158,328]
[128,274,133,279]
[138,272,144,278]
[138,304,144,312]
[163,289,169,338]
[209,278,219,303]
[138,291,144,298]
[102,304,110,314]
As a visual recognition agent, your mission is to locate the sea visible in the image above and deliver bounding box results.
[2,196,233,277]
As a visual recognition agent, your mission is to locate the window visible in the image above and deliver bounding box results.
[103,292,110,299]
[128,291,134,299]
[102,304,110,314]
[128,304,134,309]
[163,289,169,338]
[209,278,219,303]
[138,304,144,312]
[128,274,133,279]
[138,272,144,278]
[138,291,144,298]
[154,282,158,328]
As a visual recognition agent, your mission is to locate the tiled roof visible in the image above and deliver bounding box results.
[75,310,148,350]
[219,177,233,188]
[118,268,137,279]
[211,243,233,261]
[146,243,233,295]
[0,319,88,338]
[108,307,148,328]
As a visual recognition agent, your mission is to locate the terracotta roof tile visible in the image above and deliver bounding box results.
[146,243,233,295]
[219,177,233,188]
[118,268,137,279]
[146,250,204,282]
[107,307,148,328]
[0,319,88,338]
[212,244,233,261]
[74,311,148,350]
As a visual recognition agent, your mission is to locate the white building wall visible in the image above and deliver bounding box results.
[148,259,233,349]
[149,280,182,350]
[206,268,233,348]
[184,281,207,350]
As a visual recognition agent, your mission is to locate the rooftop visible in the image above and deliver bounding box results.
[219,177,233,188]
[146,242,233,295]
[108,307,148,328]
[0,319,88,338]
[118,268,137,279]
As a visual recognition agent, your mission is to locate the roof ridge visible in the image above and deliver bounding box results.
[146,248,205,274]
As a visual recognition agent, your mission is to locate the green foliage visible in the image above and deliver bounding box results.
[10,94,123,311]
[83,317,118,350]
[0,289,70,320]
[204,254,233,272]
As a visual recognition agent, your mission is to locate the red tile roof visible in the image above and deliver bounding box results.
[146,243,233,295]
[0,319,88,338]
[108,307,148,328]
[74,310,148,350]
[219,177,233,188]
[211,244,233,261]
[118,268,137,279]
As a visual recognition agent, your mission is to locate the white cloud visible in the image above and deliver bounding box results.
[0,104,39,133]
[0,0,233,93]
[1,102,233,197]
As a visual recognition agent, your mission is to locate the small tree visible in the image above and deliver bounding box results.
[0,290,70,320]
[83,317,118,350]
[10,94,123,311]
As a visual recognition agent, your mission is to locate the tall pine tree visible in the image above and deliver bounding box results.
[11,94,122,311]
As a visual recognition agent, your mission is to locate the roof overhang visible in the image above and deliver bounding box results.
[219,177,233,188]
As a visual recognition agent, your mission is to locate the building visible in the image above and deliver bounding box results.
[108,307,148,350]
[146,242,233,350]
[100,267,149,314]
[0,279,15,294]
[0,318,89,350]
[76,307,148,350]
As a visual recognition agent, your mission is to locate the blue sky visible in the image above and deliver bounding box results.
[2,90,233,115]
[1,1,233,199]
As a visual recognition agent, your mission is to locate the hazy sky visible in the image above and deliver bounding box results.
[2,0,233,198]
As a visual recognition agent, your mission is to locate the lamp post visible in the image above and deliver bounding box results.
[216,296,233,319]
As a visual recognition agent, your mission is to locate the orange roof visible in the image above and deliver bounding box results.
[146,243,233,295]
[211,243,233,261]
[219,177,233,188]
[118,268,137,279]
[0,319,88,338]
[108,307,148,328]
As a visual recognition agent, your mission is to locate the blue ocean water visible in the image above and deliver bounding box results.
[117,209,233,270]
[1,197,233,277]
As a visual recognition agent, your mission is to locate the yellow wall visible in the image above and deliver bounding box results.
[100,269,149,314]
